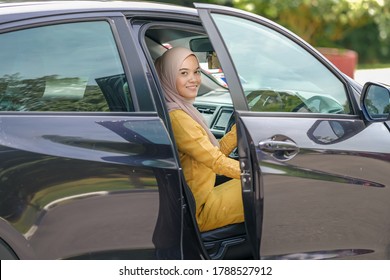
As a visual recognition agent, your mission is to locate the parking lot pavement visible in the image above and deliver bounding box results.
[354,68,390,86]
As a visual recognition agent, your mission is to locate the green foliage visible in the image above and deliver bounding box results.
[232,0,390,64]
[154,0,389,63]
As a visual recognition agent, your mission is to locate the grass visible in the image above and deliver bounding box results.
[357,63,390,70]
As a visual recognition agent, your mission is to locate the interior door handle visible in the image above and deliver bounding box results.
[259,136,299,161]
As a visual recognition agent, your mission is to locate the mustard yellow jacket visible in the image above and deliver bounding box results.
[170,109,244,232]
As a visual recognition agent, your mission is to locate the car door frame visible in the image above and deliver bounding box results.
[129,16,218,260]
[196,3,262,259]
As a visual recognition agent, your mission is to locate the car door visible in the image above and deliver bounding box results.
[197,4,390,260]
[0,13,185,259]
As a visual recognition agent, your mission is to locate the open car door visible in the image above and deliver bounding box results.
[196,3,262,259]
[196,3,390,260]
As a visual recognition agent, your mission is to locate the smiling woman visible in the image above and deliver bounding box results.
[155,47,244,232]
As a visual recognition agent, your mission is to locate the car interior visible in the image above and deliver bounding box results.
[143,25,252,260]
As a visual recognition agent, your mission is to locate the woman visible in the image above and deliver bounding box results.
[155,47,244,232]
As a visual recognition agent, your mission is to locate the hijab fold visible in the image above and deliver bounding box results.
[155,47,219,147]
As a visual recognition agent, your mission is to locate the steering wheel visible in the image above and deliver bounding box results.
[292,95,345,114]
[247,90,284,111]
[224,116,239,160]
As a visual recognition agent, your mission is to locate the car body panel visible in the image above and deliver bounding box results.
[237,114,390,259]
[0,3,189,259]
[0,114,181,259]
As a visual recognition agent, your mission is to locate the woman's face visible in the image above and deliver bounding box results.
[176,55,201,99]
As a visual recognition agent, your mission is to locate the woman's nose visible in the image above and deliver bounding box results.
[188,74,196,81]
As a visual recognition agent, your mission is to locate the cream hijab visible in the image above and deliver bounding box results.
[155,47,219,147]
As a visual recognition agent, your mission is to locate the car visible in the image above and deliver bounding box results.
[0,1,389,260]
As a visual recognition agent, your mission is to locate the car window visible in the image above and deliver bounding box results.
[0,21,133,112]
[211,14,352,114]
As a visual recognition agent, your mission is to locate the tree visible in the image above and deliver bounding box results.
[233,0,373,43]
[232,0,390,63]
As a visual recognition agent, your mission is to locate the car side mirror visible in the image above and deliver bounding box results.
[361,82,390,122]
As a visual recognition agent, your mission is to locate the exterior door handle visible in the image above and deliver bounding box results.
[259,137,299,161]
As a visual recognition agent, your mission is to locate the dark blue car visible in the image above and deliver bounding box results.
[0,1,389,260]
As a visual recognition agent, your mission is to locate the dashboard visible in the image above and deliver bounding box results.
[194,89,234,139]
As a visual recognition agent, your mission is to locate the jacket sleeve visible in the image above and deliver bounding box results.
[170,110,240,179]
[219,124,237,156]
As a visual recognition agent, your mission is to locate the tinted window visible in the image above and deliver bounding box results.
[211,14,351,114]
[0,21,133,112]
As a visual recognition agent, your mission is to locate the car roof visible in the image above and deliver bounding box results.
[0,1,197,24]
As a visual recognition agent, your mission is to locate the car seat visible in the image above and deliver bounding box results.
[201,222,252,259]
[183,181,252,260]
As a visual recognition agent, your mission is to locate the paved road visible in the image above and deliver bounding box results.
[355,68,390,86]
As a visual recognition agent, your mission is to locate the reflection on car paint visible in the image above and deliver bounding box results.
[260,161,385,188]
[262,248,374,260]
[308,120,365,145]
